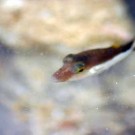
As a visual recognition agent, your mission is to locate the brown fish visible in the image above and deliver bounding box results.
[52,40,134,82]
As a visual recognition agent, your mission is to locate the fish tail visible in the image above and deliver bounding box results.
[121,39,134,52]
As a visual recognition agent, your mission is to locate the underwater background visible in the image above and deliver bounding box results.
[0,0,135,135]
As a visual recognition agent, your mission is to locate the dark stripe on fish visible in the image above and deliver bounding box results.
[71,40,134,68]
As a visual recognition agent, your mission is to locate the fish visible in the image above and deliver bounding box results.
[52,40,134,82]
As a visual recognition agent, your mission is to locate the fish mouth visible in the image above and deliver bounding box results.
[52,64,74,82]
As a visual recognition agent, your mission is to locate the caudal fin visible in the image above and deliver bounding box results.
[121,40,134,52]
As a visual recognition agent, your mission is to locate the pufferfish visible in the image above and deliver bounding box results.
[52,40,134,82]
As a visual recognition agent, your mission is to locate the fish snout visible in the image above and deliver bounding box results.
[52,65,73,82]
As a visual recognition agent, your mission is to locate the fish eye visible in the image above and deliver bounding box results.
[73,62,85,73]
[63,54,74,63]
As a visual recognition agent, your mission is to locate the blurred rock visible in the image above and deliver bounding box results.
[120,126,135,135]
[0,0,134,51]
[0,104,30,135]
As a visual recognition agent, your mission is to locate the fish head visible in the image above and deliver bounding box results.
[52,53,90,82]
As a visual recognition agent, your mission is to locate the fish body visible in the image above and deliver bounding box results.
[52,40,134,82]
